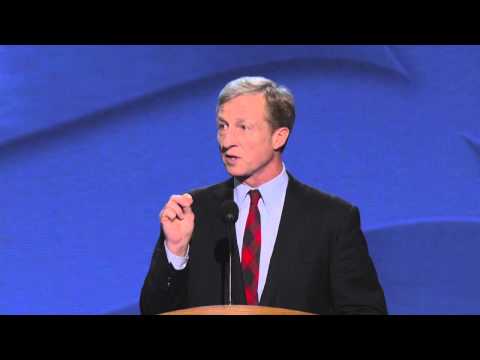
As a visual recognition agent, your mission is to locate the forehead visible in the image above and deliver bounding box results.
[218,93,267,120]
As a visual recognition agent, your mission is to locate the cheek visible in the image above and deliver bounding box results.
[245,140,269,160]
[258,134,274,152]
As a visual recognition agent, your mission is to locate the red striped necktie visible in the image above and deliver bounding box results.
[241,189,262,305]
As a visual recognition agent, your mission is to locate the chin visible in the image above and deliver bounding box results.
[224,165,247,178]
[226,169,243,177]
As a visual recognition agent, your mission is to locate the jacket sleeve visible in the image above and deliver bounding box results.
[139,229,189,315]
[329,206,388,314]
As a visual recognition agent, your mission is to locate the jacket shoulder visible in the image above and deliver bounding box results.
[291,177,357,217]
[290,178,363,236]
[186,178,232,207]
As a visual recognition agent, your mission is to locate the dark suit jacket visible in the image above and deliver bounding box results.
[140,173,387,315]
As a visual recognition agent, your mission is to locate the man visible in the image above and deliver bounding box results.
[140,76,387,315]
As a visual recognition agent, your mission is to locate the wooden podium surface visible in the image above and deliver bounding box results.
[161,305,314,315]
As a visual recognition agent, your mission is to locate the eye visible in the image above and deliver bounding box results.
[240,124,247,130]
[217,123,226,130]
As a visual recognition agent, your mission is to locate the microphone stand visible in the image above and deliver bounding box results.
[224,220,236,305]
[221,200,238,306]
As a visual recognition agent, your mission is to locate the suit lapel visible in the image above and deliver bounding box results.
[212,178,247,305]
[259,173,304,306]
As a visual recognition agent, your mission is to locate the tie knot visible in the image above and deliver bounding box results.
[249,190,261,207]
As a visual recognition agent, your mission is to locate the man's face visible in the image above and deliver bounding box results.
[217,93,279,181]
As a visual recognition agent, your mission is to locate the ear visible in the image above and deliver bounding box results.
[272,127,290,151]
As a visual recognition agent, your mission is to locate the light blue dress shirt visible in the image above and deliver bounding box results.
[165,163,289,300]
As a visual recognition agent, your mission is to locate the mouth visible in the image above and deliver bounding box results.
[223,154,240,164]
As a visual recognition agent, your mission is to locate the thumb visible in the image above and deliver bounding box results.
[183,204,194,215]
[182,193,194,215]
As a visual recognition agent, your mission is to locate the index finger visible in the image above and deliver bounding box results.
[176,193,193,208]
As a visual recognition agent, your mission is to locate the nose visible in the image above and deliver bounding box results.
[218,126,237,151]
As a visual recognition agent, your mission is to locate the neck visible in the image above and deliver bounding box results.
[236,155,283,188]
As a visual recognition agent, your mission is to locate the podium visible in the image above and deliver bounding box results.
[160,305,315,315]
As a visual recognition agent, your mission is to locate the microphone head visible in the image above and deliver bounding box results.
[221,200,239,223]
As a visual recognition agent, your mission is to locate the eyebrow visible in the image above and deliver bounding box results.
[216,117,247,124]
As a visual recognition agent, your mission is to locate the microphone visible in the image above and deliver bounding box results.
[221,200,239,224]
[220,200,239,305]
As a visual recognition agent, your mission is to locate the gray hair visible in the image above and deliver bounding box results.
[217,76,296,138]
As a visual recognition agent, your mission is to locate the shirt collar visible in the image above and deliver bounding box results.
[233,163,288,211]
